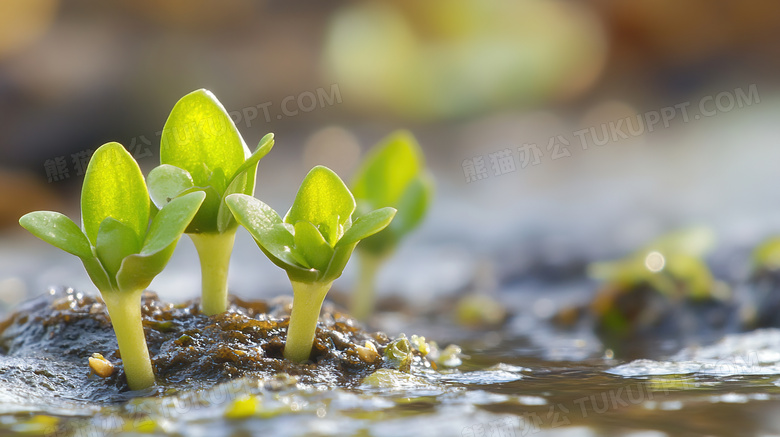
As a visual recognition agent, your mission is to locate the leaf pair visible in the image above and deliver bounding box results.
[351,131,434,255]
[20,143,205,294]
[147,89,274,234]
[226,166,396,284]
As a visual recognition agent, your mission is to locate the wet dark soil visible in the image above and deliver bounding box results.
[0,288,424,403]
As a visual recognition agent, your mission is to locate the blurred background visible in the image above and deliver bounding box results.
[0,0,779,316]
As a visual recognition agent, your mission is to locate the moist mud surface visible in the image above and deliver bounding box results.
[4,283,780,436]
[0,288,418,403]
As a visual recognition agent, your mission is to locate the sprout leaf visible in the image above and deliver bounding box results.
[338,207,397,248]
[215,133,276,233]
[225,194,314,281]
[160,89,247,188]
[285,166,355,246]
[228,132,275,193]
[147,164,195,210]
[115,244,177,294]
[116,191,205,292]
[80,256,114,296]
[324,207,396,282]
[352,131,421,208]
[293,221,333,270]
[81,142,149,245]
[19,211,93,259]
[96,217,142,280]
[392,173,434,236]
[141,191,207,256]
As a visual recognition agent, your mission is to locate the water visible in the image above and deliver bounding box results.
[3,310,780,437]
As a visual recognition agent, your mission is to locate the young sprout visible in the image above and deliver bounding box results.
[19,143,205,390]
[752,237,780,272]
[147,89,274,315]
[588,227,718,301]
[349,131,434,320]
[583,227,731,353]
[226,166,396,362]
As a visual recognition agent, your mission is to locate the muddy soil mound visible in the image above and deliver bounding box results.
[0,288,417,404]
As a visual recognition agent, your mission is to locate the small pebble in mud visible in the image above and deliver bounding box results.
[355,341,380,363]
[88,353,114,378]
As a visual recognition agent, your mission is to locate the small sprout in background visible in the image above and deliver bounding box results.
[751,237,780,272]
[455,294,508,328]
[148,89,274,316]
[383,335,412,372]
[20,143,205,390]
[226,165,396,362]
[588,227,723,304]
[585,227,730,343]
[349,131,434,321]
[88,353,114,378]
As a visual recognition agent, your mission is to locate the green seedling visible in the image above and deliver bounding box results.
[588,227,718,300]
[226,166,396,362]
[751,237,780,272]
[147,89,274,315]
[349,131,434,320]
[20,143,205,390]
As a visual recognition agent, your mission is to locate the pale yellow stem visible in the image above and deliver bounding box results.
[284,280,333,362]
[190,230,236,315]
[102,290,155,391]
[350,252,384,321]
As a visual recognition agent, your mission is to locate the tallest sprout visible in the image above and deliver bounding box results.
[147,89,274,315]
